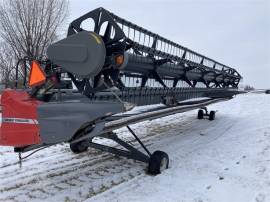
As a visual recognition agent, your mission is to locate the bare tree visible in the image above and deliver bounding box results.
[0,0,69,59]
[0,0,69,86]
[0,41,16,87]
[244,85,255,91]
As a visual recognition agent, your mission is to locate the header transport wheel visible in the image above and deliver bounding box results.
[198,109,204,119]
[148,151,169,175]
[70,139,89,153]
[209,111,216,121]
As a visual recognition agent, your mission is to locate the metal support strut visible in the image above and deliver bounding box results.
[88,126,151,163]
[126,126,152,156]
[18,152,22,168]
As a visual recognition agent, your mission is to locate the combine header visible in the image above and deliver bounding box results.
[0,8,242,174]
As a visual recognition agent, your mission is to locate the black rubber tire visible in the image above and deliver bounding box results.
[148,151,169,175]
[209,111,216,121]
[70,140,89,153]
[197,109,204,119]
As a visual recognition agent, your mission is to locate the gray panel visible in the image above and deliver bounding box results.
[38,100,124,144]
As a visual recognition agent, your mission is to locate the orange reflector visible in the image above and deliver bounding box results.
[28,61,46,87]
[115,55,124,66]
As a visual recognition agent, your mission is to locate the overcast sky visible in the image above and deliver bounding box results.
[68,0,270,89]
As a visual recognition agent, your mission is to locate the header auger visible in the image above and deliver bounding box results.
[0,8,242,174]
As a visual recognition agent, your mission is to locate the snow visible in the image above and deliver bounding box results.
[0,93,270,202]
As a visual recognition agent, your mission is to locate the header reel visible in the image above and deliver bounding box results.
[46,7,241,97]
[15,7,242,102]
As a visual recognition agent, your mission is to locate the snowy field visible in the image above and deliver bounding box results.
[0,93,270,202]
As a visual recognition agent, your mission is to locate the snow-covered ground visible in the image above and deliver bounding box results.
[0,93,269,202]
